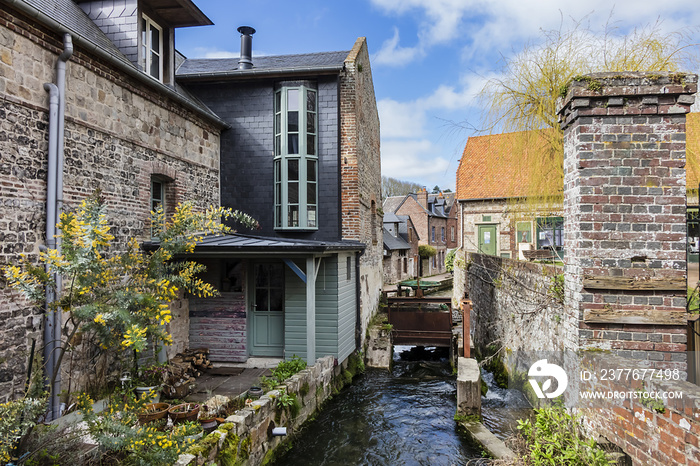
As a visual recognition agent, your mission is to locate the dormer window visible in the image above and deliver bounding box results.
[141,14,163,81]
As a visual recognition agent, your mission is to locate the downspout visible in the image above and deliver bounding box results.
[354,249,364,351]
[43,34,73,421]
[42,82,58,420]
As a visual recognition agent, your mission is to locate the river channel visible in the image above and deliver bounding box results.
[273,346,501,466]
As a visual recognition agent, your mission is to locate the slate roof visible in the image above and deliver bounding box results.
[382,196,405,215]
[456,130,555,201]
[383,228,410,251]
[382,212,401,224]
[177,51,349,79]
[148,233,365,256]
[10,0,224,126]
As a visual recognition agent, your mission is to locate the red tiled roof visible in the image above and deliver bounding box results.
[456,130,554,201]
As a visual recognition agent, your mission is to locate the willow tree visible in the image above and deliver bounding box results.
[478,18,697,215]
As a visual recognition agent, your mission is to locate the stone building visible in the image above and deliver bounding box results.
[455,130,564,261]
[0,0,382,402]
[0,0,222,402]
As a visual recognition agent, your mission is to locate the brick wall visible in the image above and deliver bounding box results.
[559,72,697,371]
[341,37,383,343]
[580,353,700,465]
[0,6,220,401]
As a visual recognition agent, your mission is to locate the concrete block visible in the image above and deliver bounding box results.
[457,357,481,418]
[366,326,392,369]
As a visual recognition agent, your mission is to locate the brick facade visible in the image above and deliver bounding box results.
[559,72,697,370]
[0,5,221,401]
[340,38,383,341]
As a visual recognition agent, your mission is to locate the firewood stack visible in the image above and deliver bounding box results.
[162,348,212,398]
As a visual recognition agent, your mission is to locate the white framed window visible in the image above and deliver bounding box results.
[141,14,163,81]
[274,82,318,230]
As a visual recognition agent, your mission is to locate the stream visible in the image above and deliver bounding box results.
[273,346,530,465]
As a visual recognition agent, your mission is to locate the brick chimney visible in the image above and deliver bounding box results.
[417,188,428,210]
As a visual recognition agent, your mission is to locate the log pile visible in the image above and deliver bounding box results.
[162,348,211,398]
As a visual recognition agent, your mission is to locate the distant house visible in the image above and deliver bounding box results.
[383,213,419,283]
[175,33,383,364]
[384,189,457,276]
[0,0,222,401]
[455,131,563,260]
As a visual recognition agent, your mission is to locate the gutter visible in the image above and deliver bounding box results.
[4,0,229,129]
[176,65,344,82]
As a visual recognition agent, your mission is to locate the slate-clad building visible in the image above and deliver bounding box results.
[175,33,383,365]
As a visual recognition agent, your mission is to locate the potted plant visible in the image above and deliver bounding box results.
[168,402,200,424]
[134,363,168,402]
[137,402,170,425]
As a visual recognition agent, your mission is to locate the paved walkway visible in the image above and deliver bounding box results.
[184,358,279,402]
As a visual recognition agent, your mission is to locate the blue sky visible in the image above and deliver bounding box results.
[176,1,700,191]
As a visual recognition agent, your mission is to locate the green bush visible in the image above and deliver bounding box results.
[445,249,456,272]
[418,244,437,258]
[517,405,611,465]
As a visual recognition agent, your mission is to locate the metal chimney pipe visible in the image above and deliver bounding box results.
[237,26,256,70]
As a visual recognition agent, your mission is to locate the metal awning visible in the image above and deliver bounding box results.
[144,233,365,257]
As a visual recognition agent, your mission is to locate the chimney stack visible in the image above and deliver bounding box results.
[237,26,255,70]
[417,188,428,209]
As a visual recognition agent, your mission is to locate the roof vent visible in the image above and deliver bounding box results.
[237,26,255,70]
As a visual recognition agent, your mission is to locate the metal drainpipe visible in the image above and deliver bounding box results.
[43,34,72,421]
[42,82,59,420]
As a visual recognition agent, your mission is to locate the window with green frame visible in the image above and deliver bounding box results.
[536,217,564,250]
[274,82,318,229]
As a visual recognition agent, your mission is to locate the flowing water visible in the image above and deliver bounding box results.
[273,346,483,466]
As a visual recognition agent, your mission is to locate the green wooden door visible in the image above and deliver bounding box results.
[478,224,497,256]
[250,263,284,357]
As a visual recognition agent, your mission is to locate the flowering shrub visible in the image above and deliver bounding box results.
[4,191,258,390]
[77,393,196,465]
[0,397,47,464]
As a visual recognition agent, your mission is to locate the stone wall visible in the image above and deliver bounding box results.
[0,5,221,401]
[176,355,350,466]
[465,253,575,354]
[340,37,383,346]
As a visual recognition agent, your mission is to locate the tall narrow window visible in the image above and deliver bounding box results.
[431,226,436,242]
[274,82,318,229]
[141,14,163,81]
[441,227,445,243]
[451,226,455,242]
[150,177,164,238]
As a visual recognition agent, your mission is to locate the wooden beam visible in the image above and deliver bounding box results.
[582,275,686,291]
[583,308,687,325]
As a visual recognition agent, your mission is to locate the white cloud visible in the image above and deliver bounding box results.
[191,47,239,59]
[381,139,451,187]
[373,27,424,66]
[378,98,427,138]
[370,0,700,67]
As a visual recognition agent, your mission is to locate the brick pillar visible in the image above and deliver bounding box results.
[559,72,697,372]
